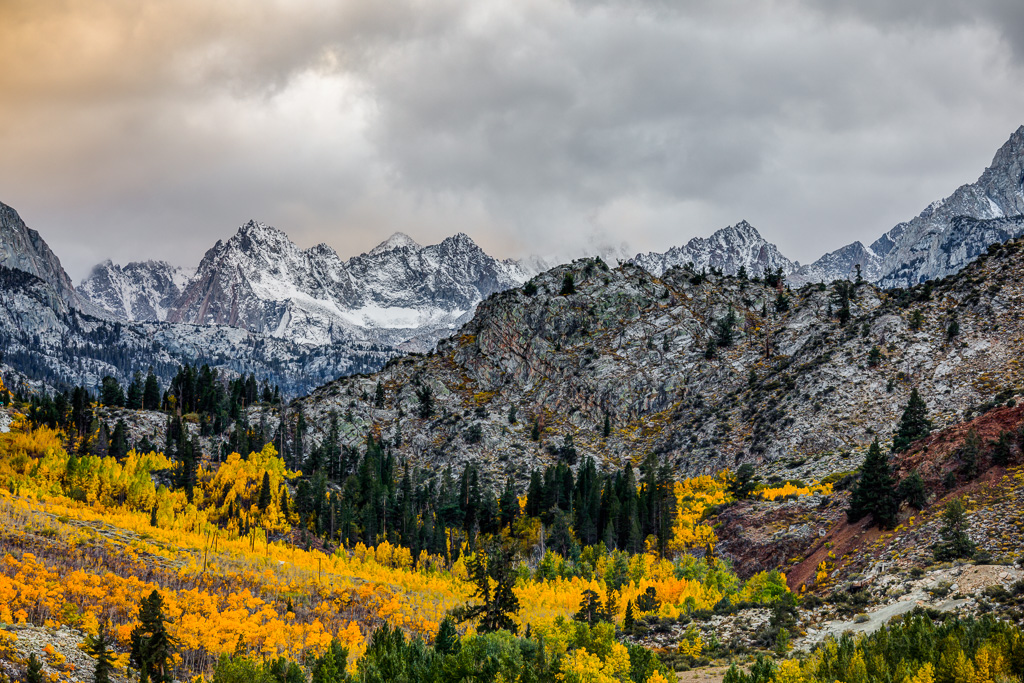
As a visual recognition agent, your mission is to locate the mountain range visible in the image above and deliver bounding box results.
[631,125,1024,286]
[79,222,529,351]
[0,125,1022,396]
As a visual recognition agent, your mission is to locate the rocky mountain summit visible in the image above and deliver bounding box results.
[81,221,529,351]
[0,202,94,314]
[630,127,1024,287]
[841,125,1024,287]
[78,259,193,322]
[631,220,797,278]
[282,235,1024,491]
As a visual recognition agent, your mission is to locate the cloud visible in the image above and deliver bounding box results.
[1,0,1023,280]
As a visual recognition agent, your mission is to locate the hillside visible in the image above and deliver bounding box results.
[284,236,1024,492]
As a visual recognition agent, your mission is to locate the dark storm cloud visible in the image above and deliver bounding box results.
[0,0,1022,280]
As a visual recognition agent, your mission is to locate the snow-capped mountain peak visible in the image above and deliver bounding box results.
[368,232,420,256]
[629,220,796,277]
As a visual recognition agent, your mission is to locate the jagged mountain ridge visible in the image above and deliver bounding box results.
[78,259,194,322]
[0,202,98,315]
[0,261,390,397]
[82,221,530,351]
[630,126,1024,287]
[631,220,798,278]
[281,236,1024,490]
[822,125,1024,286]
[0,203,391,395]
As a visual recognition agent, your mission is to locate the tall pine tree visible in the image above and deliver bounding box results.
[130,590,177,683]
[893,388,931,452]
[847,439,898,529]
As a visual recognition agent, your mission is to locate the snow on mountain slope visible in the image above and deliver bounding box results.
[630,220,797,277]
[823,125,1024,288]
[79,260,194,321]
[143,223,531,349]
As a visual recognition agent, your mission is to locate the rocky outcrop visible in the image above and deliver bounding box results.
[280,236,1024,488]
[0,202,88,312]
[631,221,797,278]
[82,221,530,351]
[79,259,193,321]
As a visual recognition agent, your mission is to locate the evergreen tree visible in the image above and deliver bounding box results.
[142,371,161,411]
[258,471,272,511]
[507,404,517,424]
[452,538,521,634]
[959,427,982,479]
[100,375,125,407]
[623,600,635,632]
[434,617,461,656]
[847,439,898,529]
[947,316,960,341]
[126,371,144,410]
[933,498,976,561]
[573,589,603,626]
[893,388,931,452]
[867,346,882,367]
[909,309,924,331]
[715,307,738,347]
[374,381,385,408]
[993,430,1014,467]
[774,291,789,313]
[85,624,116,683]
[530,418,540,441]
[415,385,434,419]
[25,653,44,683]
[602,413,611,438]
[560,273,576,295]
[728,463,758,500]
[498,478,519,528]
[897,472,928,510]
[110,419,129,460]
[130,590,177,683]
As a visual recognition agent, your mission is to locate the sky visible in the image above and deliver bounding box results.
[2,0,1024,282]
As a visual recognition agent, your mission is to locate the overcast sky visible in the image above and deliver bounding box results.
[2,0,1023,282]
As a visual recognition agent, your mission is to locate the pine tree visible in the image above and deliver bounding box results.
[603,413,611,438]
[434,616,461,656]
[25,653,44,683]
[452,538,521,634]
[716,307,738,347]
[415,385,434,419]
[623,600,636,632]
[560,273,576,295]
[728,464,758,500]
[507,404,517,424]
[933,498,976,561]
[847,439,898,529]
[959,428,982,479]
[993,431,1014,467]
[258,471,272,511]
[374,381,385,408]
[909,309,924,331]
[573,589,602,626]
[130,590,177,683]
[531,418,540,441]
[947,316,960,341]
[893,388,932,452]
[126,371,144,410]
[897,472,928,510]
[143,370,161,410]
[85,624,116,683]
